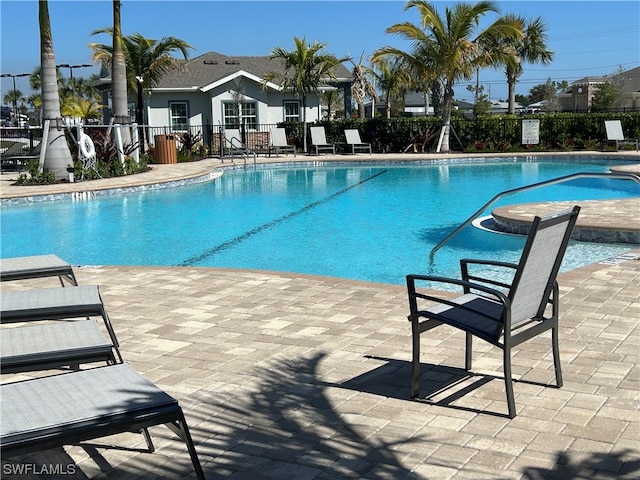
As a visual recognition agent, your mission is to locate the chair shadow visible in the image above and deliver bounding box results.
[331,355,551,419]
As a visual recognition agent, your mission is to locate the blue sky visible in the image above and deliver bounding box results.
[1,0,639,104]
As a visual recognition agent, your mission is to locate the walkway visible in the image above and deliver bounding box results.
[1,152,639,479]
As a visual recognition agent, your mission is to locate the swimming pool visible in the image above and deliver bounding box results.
[1,157,638,286]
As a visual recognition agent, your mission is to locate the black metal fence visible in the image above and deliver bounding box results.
[3,111,639,160]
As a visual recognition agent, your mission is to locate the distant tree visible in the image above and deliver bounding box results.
[514,94,529,107]
[489,15,553,114]
[528,78,564,106]
[350,52,378,119]
[591,82,619,112]
[322,88,343,120]
[3,89,24,113]
[263,37,346,152]
[370,56,410,118]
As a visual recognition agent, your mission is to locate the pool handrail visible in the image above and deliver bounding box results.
[429,171,640,262]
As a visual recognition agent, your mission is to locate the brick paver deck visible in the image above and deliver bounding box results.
[1,152,639,479]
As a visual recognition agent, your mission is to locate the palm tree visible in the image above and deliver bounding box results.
[373,0,523,152]
[369,56,410,119]
[110,0,128,128]
[496,15,554,114]
[89,30,192,113]
[350,52,378,119]
[39,0,73,179]
[263,37,347,152]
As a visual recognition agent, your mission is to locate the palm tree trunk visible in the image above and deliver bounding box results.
[507,69,517,115]
[39,0,72,180]
[438,84,454,153]
[111,0,131,144]
[302,93,308,153]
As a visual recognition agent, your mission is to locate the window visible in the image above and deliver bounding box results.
[223,101,257,129]
[169,102,188,131]
[284,101,300,122]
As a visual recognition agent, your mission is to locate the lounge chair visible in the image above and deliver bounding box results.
[0,363,205,479]
[0,284,123,363]
[0,254,78,286]
[344,129,372,154]
[604,120,639,151]
[310,126,336,155]
[269,127,296,157]
[1,319,117,373]
[406,206,580,418]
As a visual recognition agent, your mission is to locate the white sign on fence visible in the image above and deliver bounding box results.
[522,119,540,145]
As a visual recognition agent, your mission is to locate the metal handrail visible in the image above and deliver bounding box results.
[429,171,640,262]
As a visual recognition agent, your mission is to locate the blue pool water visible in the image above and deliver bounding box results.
[1,157,638,285]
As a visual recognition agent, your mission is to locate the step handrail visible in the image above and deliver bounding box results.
[429,171,640,262]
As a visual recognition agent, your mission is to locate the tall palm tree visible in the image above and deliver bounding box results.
[263,37,346,152]
[373,0,523,152]
[39,0,72,179]
[369,56,410,119]
[111,0,128,129]
[350,52,378,119]
[500,15,554,114]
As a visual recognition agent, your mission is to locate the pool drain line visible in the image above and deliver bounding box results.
[179,169,388,266]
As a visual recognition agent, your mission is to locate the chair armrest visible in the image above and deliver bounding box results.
[406,274,510,315]
[459,258,518,291]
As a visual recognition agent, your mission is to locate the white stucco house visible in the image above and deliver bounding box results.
[141,51,353,132]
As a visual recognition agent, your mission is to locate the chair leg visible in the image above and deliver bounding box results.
[465,332,473,370]
[503,347,516,418]
[552,325,563,388]
[410,316,421,398]
[176,410,205,480]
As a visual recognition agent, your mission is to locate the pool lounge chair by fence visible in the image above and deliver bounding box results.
[310,126,336,155]
[406,206,580,418]
[269,127,296,157]
[0,363,205,479]
[604,120,639,151]
[0,254,78,286]
[344,129,372,154]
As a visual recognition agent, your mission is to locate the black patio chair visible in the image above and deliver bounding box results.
[406,206,580,418]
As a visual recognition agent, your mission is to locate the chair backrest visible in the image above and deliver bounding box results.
[508,206,580,327]
[0,142,25,158]
[270,128,288,147]
[345,129,362,145]
[224,129,242,146]
[310,126,328,145]
[605,120,625,141]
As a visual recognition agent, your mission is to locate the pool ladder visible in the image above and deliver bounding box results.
[429,171,640,262]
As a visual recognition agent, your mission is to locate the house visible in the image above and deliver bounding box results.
[558,65,640,112]
[144,51,353,132]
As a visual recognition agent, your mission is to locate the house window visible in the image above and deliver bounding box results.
[169,102,188,131]
[284,101,300,122]
[223,101,257,130]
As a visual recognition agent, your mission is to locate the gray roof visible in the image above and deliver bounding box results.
[154,51,353,91]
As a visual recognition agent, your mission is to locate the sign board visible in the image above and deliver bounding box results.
[522,119,540,145]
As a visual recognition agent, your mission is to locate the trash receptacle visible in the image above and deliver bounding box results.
[154,134,177,164]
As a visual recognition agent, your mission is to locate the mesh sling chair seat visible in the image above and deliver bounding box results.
[406,206,580,418]
[0,363,205,479]
[0,284,123,364]
[269,127,297,157]
[0,254,78,286]
[1,320,116,373]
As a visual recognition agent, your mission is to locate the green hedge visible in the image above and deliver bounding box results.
[287,112,640,154]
